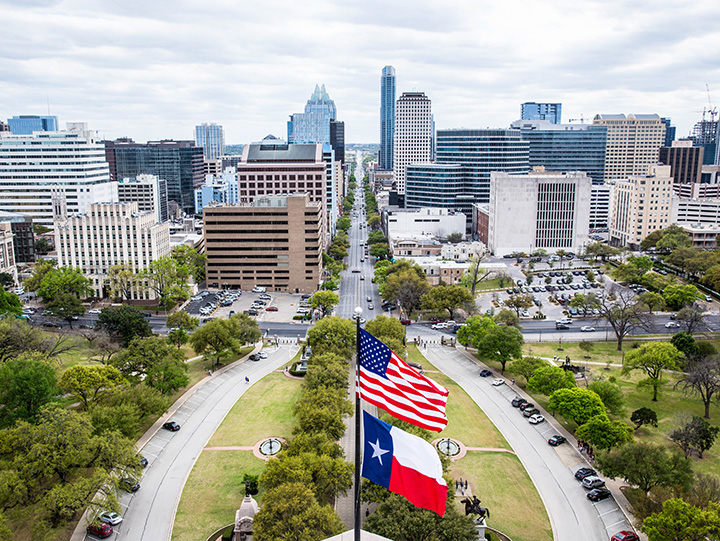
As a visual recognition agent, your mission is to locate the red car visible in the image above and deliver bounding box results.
[87,522,113,538]
[399,318,411,325]
[611,533,639,541]
[266,306,279,311]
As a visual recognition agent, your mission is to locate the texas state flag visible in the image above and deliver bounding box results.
[361,411,447,516]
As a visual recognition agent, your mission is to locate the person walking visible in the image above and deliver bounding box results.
[245,376,250,384]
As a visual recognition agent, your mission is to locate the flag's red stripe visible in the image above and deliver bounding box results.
[359,380,448,431]
[389,456,447,516]
[360,391,446,432]
[360,369,447,419]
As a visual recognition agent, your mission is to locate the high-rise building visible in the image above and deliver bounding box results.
[203,194,323,294]
[658,140,703,184]
[593,114,666,182]
[104,139,204,216]
[487,170,591,255]
[117,174,169,223]
[0,121,9,132]
[329,121,345,163]
[194,169,239,214]
[610,164,673,248]
[521,102,562,124]
[661,118,676,147]
[393,92,433,194]
[691,118,719,166]
[0,211,35,263]
[590,184,612,231]
[288,84,337,144]
[55,202,170,299]
[379,65,396,170]
[7,115,58,134]
[510,119,607,184]
[194,123,225,160]
[0,222,16,284]
[0,129,118,228]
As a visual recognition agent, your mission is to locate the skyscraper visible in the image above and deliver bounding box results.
[194,123,225,160]
[521,103,562,124]
[7,115,58,134]
[393,92,433,195]
[288,85,344,163]
[379,66,396,170]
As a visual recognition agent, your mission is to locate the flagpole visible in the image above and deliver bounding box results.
[353,306,363,541]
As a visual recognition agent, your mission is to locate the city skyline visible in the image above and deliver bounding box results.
[2,0,719,144]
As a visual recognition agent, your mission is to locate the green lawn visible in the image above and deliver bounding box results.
[451,452,552,541]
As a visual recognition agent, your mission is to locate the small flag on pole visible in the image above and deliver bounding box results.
[361,411,447,516]
[359,329,449,432]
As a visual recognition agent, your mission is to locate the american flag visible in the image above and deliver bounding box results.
[359,329,449,432]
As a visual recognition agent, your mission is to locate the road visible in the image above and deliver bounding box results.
[423,345,634,541]
[105,344,299,541]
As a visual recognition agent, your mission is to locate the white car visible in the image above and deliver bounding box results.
[528,414,545,424]
[88,308,102,315]
[491,378,505,386]
[258,351,268,359]
[580,326,595,332]
[99,511,123,525]
[296,308,310,315]
[665,321,680,328]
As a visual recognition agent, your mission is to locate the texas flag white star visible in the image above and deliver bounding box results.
[369,438,390,465]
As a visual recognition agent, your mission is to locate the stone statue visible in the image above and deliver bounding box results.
[461,496,490,520]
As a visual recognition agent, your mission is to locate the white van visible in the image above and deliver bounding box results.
[556,317,573,325]
[252,286,266,293]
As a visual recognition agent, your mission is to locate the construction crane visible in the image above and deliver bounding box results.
[568,116,586,124]
[707,84,718,123]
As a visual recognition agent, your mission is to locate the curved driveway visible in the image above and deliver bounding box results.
[101,344,299,541]
[423,345,635,541]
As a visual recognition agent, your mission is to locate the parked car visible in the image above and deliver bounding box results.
[258,351,268,359]
[87,522,113,538]
[266,306,278,311]
[587,487,612,502]
[139,456,149,467]
[611,532,640,541]
[528,414,545,424]
[582,476,606,489]
[120,476,140,492]
[548,435,566,446]
[511,397,527,408]
[479,369,492,377]
[519,402,535,412]
[162,421,181,431]
[491,378,505,386]
[245,309,259,316]
[523,407,540,418]
[249,354,260,361]
[88,308,102,315]
[99,511,123,525]
[575,467,597,481]
[399,318,411,325]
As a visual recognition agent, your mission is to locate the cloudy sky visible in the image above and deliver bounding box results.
[2,0,719,145]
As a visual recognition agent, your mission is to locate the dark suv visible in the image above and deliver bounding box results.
[574,467,596,481]
[511,397,527,408]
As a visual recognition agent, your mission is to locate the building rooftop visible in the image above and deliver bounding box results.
[245,142,320,163]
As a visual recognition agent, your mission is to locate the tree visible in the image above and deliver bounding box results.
[656,225,693,252]
[663,284,701,311]
[641,229,667,251]
[311,291,340,317]
[493,308,521,328]
[97,305,152,347]
[142,255,191,307]
[367,214,381,230]
[460,257,491,296]
[421,284,474,320]
[640,291,666,312]
[109,336,188,392]
[671,332,700,360]
[677,357,720,419]
[0,353,57,427]
[509,356,547,381]
[456,315,496,349]
[588,380,625,416]
[623,342,684,401]
[59,364,125,409]
[383,270,430,315]
[307,317,355,358]
[0,289,22,317]
[547,387,606,426]
[585,241,619,262]
[0,272,14,289]
[643,499,720,541]
[190,318,242,367]
[23,259,57,292]
[37,266,93,301]
[166,310,199,331]
[504,293,534,316]
[631,407,659,430]
[576,415,634,450]
[670,415,720,458]
[578,340,594,358]
[600,286,654,351]
[446,232,463,243]
[336,216,351,232]
[365,316,406,355]
[304,364,349,393]
[34,237,52,256]
[107,263,137,301]
[527,365,576,395]
[252,483,344,541]
[45,292,85,329]
[0,317,72,362]
[370,244,389,259]
[171,244,208,284]
[474,324,524,374]
[701,264,720,292]
[167,327,188,350]
[227,313,262,345]
[676,304,709,336]
[596,442,693,493]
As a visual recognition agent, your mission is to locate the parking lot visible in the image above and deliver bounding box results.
[184,289,313,323]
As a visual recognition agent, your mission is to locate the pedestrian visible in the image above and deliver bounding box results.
[511,378,515,385]
[245,376,250,384]
[464,480,468,490]
[208,369,212,376]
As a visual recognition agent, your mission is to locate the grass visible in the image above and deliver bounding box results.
[173,371,303,541]
[451,452,552,541]
[474,278,513,292]
[172,451,266,541]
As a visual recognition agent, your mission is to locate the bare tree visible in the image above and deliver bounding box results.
[462,256,491,296]
[677,356,720,419]
[599,285,654,351]
[676,303,710,336]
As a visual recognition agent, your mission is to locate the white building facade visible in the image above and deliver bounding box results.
[54,202,170,299]
[382,207,466,240]
[117,174,168,223]
[590,184,612,231]
[0,222,17,284]
[488,171,592,255]
[393,92,432,194]
[0,128,118,228]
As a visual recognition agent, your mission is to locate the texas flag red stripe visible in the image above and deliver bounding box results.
[389,457,447,517]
